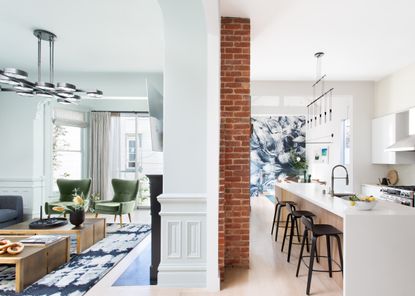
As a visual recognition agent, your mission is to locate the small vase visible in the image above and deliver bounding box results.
[69,209,85,227]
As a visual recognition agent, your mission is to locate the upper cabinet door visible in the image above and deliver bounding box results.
[372,114,396,164]
[372,112,415,164]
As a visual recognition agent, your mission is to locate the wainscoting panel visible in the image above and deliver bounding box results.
[186,221,201,258]
[167,220,182,258]
[157,193,207,288]
[0,177,45,219]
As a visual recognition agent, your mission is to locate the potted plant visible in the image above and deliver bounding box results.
[52,188,89,227]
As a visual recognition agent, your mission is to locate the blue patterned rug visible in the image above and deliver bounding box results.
[0,223,151,296]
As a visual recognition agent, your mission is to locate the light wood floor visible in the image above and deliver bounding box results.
[86,196,342,296]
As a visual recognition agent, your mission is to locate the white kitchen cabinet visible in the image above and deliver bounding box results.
[372,112,415,164]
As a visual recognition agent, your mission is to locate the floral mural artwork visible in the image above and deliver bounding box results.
[250,116,306,197]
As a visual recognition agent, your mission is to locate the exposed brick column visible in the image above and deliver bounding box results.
[219,17,251,280]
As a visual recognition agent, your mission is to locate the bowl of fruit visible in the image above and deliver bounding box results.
[347,195,377,211]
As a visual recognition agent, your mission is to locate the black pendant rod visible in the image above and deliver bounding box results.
[306,87,334,108]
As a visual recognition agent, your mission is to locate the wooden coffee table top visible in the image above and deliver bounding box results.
[0,236,69,264]
[0,218,105,235]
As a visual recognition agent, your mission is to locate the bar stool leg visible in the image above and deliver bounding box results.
[294,218,301,243]
[306,236,317,295]
[274,204,282,242]
[335,234,344,275]
[315,244,320,263]
[281,213,291,252]
[326,235,333,277]
[271,203,278,235]
[296,229,308,277]
[287,215,296,262]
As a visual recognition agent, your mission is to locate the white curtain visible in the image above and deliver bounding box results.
[108,114,121,197]
[89,112,111,200]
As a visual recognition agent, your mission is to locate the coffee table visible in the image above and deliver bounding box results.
[0,218,106,254]
[0,235,70,293]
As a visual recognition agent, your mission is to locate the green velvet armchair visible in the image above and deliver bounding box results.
[45,178,91,217]
[94,179,139,225]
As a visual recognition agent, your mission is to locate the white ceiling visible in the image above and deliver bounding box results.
[0,0,164,73]
[221,0,415,81]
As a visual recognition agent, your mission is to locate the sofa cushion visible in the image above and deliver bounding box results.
[95,202,120,211]
[0,209,18,223]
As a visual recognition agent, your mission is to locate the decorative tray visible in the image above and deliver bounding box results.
[29,218,68,229]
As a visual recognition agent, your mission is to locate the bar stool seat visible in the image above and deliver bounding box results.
[312,224,343,236]
[281,204,317,263]
[291,210,315,218]
[296,216,344,295]
[271,197,297,242]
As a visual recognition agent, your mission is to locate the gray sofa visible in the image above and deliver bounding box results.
[0,195,23,228]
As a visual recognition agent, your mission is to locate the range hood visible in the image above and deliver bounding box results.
[386,135,415,152]
[386,109,415,152]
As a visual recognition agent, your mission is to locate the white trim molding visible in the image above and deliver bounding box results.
[157,193,207,287]
[0,177,45,219]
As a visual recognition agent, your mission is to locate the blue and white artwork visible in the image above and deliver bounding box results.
[250,116,306,197]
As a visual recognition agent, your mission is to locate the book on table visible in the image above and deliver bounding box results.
[19,235,63,245]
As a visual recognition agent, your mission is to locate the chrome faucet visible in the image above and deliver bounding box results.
[331,165,349,196]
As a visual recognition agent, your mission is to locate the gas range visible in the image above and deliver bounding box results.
[380,185,415,207]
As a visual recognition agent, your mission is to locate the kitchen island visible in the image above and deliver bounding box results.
[276,182,415,296]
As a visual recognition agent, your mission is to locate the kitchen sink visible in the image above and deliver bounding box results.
[333,193,356,198]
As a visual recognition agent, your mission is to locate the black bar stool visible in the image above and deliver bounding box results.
[296,216,344,295]
[271,196,297,242]
[281,203,317,263]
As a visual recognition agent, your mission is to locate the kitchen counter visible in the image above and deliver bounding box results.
[277,182,415,218]
[276,182,415,296]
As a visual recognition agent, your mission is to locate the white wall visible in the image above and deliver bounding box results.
[374,62,415,184]
[374,63,415,117]
[252,81,387,192]
[156,0,220,290]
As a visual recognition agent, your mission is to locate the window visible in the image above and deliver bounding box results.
[127,136,137,169]
[52,125,84,191]
[110,113,163,207]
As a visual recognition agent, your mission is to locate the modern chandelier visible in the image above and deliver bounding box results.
[0,29,103,104]
[307,52,334,129]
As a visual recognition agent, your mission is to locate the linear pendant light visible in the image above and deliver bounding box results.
[0,29,103,103]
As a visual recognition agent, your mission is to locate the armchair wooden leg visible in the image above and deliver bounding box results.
[48,215,50,219]
[120,215,123,226]
[114,215,117,222]
[95,213,98,218]
[64,213,66,218]
[128,213,132,223]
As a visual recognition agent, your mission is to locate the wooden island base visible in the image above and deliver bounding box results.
[277,186,344,288]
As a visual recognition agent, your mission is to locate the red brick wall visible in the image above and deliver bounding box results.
[219,17,251,281]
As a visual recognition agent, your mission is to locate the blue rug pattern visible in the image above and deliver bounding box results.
[0,223,151,296]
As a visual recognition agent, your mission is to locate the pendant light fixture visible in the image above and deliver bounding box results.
[0,29,103,103]
[307,52,334,129]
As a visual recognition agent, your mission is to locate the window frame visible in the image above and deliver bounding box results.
[52,123,87,193]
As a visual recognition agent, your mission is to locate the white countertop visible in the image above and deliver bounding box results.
[276,182,415,218]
